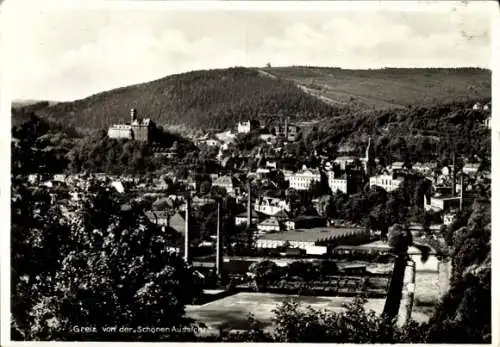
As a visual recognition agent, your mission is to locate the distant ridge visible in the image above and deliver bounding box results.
[14,66,490,132]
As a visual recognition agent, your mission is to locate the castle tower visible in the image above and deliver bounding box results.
[130,108,137,124]
[184,196,191,263]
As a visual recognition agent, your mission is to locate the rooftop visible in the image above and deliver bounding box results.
[257,227,366,242]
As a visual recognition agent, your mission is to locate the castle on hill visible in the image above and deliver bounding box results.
[107,108,156,142]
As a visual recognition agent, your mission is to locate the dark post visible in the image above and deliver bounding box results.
[247,181,252,227]
[184,196,191,263]
[216,202,224,280]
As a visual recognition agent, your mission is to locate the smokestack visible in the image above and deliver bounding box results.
[460,174,463,211]
[452,152,456,196]
[184,196,191,263]
[247,181,252,227]
[216,202,224,279]
[284,116,289,140]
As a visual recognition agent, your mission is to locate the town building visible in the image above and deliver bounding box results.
[234,212,259,227]
[145,210,171,226]
[462,163,481,175]
[254,196,291,216]
[412,162,438,175]
[237,120,259,134]
[424,195,461,212]
[274,125,300,142]
[327,171,362,195]
[287,168,321,191]
[212,175,239,196]
[257,216,282,233]
[484,115,491,129]
[259,133,278,144]
[443,211,457,226]
[334,156,357,171]
[369,174,404,192]
[255,227,369,255]
[108,108,155,142]
[196,134,221,147]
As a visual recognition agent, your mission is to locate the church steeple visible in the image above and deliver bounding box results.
[365,136,375,177]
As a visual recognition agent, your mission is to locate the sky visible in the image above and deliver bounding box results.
[0,1,494,102]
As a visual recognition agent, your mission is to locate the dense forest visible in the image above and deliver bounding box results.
[31,67,349,131]
[11,114,196,175]
[15,67,490,134]
[295,98,491,166]
[11,95,491,178]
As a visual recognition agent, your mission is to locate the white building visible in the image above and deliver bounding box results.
[257,217,282,233]
[462,163,481,175]
[327,171,348,194]
[369,174,403,192]
[108,124,133,140]
[390,162,405,171]
[424,195,461,212]
[484,115,491,129]
[234,212,259,226]
[255,228,367,255]
[412,162,438,175]
[237,120,256,134]
[254,196,291,216]
[287,169,321,191]
[334,156,357,170]
[443,212,457,226]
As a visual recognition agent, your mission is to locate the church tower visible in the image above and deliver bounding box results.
[365,136,376,177]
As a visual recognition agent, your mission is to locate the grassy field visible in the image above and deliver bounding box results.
[186,292,387,333]
[262,66,491,109]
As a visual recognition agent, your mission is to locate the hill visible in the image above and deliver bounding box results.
[16,66,490,133]
[31,67,346,133]
[262,66,491,109]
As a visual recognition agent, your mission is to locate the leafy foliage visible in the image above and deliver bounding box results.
[11,114,79,174]
[11,180,202,341]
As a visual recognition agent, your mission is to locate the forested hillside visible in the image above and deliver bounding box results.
[300,99,491,164]
[264,67,491,109]
[15,67,490,133]
[31,67,347,132]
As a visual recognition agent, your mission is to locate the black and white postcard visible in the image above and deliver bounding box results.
[1,0,497,345]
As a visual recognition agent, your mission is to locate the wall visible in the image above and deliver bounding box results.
[132,125,150,142]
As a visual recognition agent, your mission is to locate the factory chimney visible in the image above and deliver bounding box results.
[460,174,464,211]
[184,196,191,263]
[247,181,252,227]
[451,152,456,196]
[216,202,224,280]
[284,116,289,141]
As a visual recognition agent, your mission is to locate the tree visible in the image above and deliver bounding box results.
[271,297,410,343]
[316,194,333,217]
[199,180,212,196]
[11,182,203,341]
[248,261,281,291]
[383,223,413,320]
